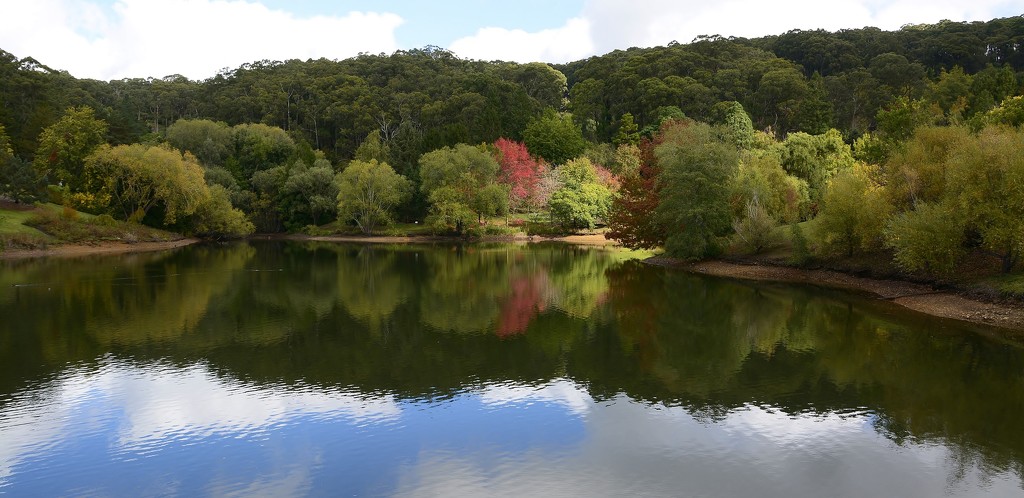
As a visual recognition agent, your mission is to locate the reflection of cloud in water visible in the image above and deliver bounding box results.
[478,378,592,416]
[0,358,400,482]
[212,465,315,498]
[3,363,1019,496]
[391,398,1023,498]
[111,362,401,449]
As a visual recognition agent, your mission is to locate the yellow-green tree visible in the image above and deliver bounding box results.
[814,164,891,257]
[190,184,255,238]
[548,157,613,230]
[419,144,508,232]
[33,106,108,194]
[83,144,209,225]
[884,202,964,274]
[946,126,1024,272]
[336,159,411,234]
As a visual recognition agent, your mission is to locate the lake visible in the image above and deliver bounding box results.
[1,241,1023,497]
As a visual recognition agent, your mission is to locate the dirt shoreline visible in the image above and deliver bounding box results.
[0,238,200,259]
[299,233,620,246]
[0,232,618,260]
[648,257,1024,332]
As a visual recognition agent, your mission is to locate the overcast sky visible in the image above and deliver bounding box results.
[1,0,1022,81]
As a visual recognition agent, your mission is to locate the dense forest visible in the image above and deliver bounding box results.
[3,16,1024,276]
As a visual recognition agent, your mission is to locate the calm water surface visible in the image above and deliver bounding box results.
[1,241,1023,497]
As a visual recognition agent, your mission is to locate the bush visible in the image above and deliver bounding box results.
[789,222,810,266]
[525,220,570,236]
[92,214,118,227]
[884,202,964,275]
[731,198,777,254]
[0,233,50,250]
[302,225,332,236]
[61,205,78,220]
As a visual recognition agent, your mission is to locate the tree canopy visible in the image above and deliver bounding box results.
[336,159,411,234]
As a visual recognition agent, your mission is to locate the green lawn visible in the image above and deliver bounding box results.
[2,202,181,250]
[0,206,51,237]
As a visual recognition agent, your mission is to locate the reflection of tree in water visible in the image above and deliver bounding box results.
[0,244,253,392]
[594,260,1024,486]
[5,244,253,348]
[418,246,508,334]
[496,270,549,338]
[5,242,1024,485]
[333,245,414,336]
[546,247,611,319]
[416,244,616,336]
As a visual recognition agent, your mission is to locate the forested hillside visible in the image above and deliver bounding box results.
[3,17,1023,162]
[3,15,1024,282]
[561,19,1024,139]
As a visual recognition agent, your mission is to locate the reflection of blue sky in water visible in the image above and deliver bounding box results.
[1,358,1020,497]
[0,359,586,496]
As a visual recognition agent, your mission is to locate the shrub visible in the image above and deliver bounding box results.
[731,198,777,254]
[789,222,810,266]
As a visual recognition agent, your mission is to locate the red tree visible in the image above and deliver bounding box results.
[594,164,620,191]
[494,138,544,212]
[606,136,665,249]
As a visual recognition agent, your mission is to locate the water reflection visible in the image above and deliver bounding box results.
[1,241,1024,495]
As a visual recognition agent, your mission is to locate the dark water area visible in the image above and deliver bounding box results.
[1,241,1023,496]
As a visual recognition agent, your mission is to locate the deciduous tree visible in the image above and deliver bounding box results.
[884,202,964,274]
[190,184,255,239]
[83,144,209,225]
[419,144,508,232]
[165,119,232,167]
[607,145,663,249]
[283,159,339,226]
[654,121,737,259]
[34,106,108,193]
[336,159,411,234]
[813,164,891,257]
[548,157,613,230]
[523,109,586,165]
[494,138,544,213]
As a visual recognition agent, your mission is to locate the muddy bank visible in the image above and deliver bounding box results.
[300,233,620,246]
[1,232,619,260]
[1,238,200,260]
[648,257,1024,332]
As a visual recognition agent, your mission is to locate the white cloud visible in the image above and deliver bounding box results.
[3,0,1023,79]
[449,17,593,63]
[450,0,1024,64]
[0,0,404,80]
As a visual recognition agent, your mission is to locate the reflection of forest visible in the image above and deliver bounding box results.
[2,242,1024,482]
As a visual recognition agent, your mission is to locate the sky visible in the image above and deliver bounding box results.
[0,0,1022,81]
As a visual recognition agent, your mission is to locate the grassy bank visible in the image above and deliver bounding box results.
[0,201,184,252]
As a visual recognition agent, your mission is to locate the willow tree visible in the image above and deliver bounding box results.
[945,126,1024,273]
[336,159,410,234]
[83,144,209,225]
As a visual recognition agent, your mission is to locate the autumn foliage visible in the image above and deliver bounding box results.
[494,138,545,212]
[606,137,664,249]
